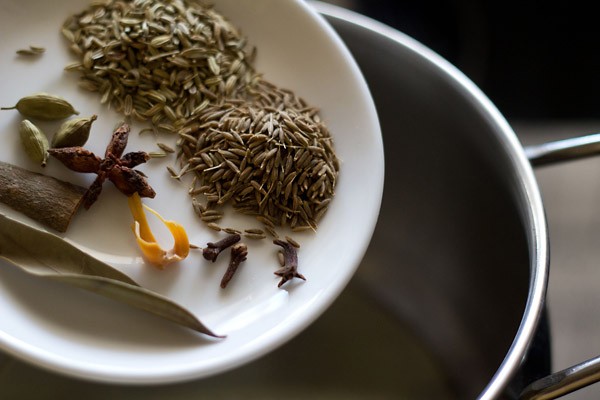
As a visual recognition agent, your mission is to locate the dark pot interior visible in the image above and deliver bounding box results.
[328,11,546,398]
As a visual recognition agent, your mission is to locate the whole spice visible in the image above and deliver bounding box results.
[19,120,49,167]
[0,211,221,337]
[61,0,339,237]
[202,234,241,262]
[273,239,306,287]
[184,96,339,231]
[156,142,175,153]
[284,236,301,249]
[51,114,97,148]
[128,193,190,268]
[48,122,155,208]
[16,45,46,56]
[1,93,79,120]
[61,0,257,134]
[243,228,266,240]
[0,210,137,285]
[0,161,86,232]
[220,243,248,288]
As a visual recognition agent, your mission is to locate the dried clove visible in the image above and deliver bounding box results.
[220,243,248,288]
[48,122,155,209]
[202,234,241,262]
[273,239,306,287]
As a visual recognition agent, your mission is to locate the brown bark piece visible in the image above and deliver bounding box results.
[0,161,86,232]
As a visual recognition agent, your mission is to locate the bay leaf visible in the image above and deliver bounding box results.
[0,213,137,284]
[0,212,222,338]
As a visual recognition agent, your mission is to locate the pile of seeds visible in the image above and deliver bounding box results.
[61,0,258,132]
[181,80,339,232]
[62,0,339,233]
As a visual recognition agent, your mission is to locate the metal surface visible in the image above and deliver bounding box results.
[518,139,600,399]
[320,4,600,398]
[525,133,600,166]
[521,356,600,400]
[518,121,600,400]
[313,3,549,399]
[321,2,600,399]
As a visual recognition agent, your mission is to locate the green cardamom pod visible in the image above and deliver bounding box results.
[2,93,79,120]
[19,120,49,167]
[51,114,97,148]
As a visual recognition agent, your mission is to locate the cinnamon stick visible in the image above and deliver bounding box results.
[0,161,86,232]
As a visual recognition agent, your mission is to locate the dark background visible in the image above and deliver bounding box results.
[350,1,600,120]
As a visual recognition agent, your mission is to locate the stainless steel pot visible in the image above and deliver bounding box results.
[314,2,600,399]
[318,4,546,398]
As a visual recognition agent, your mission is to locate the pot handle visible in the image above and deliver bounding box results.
[520,356,600,400]
[524,133,600,166]
[519,133,600,399]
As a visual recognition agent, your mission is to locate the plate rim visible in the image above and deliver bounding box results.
[0,0,384,384]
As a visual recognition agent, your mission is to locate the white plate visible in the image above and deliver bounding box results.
[0,0,383,384]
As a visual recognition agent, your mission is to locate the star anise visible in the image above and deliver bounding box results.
[48,123,155,209]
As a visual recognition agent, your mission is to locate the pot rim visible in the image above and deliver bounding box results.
[310,2,550,398]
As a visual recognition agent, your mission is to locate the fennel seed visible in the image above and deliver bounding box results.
[62,0,258,133]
